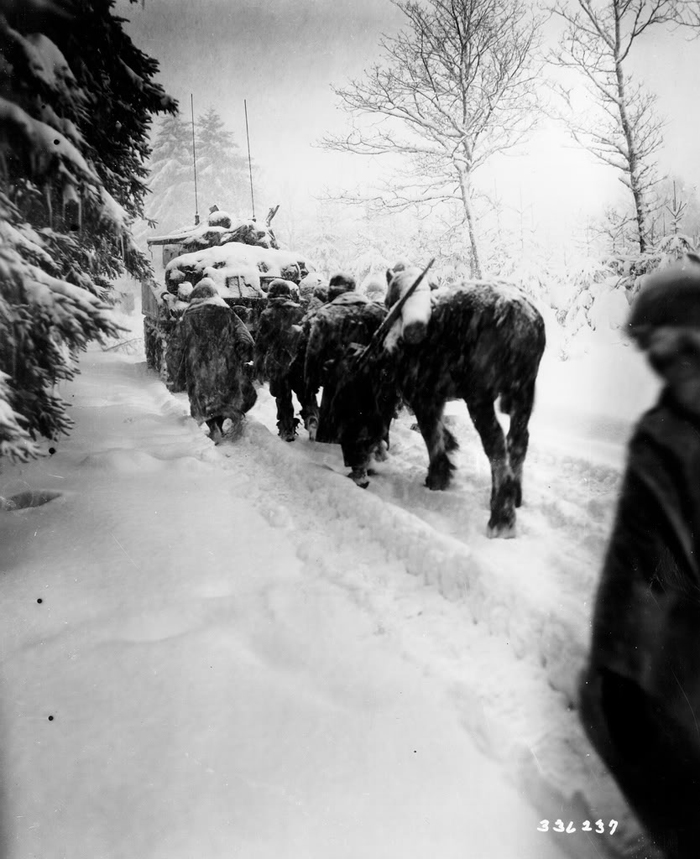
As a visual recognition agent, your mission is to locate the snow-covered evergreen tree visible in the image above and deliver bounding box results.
[144,107,252,236]
[0,0,176,463]
[196,107,251,219]
[143,113,196,235]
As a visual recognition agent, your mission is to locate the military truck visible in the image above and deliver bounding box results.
[142,206,314,386]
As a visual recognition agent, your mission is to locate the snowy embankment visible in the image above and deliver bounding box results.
[0,347,574,859]
[0,317,661,859]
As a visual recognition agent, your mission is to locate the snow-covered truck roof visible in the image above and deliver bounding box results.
[145,204,314,303]
[164,241,312,301]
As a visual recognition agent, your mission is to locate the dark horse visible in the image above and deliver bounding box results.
[385,267,546,538]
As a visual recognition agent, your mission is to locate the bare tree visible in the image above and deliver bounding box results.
[550,0,696,253]
[323,0,542,277]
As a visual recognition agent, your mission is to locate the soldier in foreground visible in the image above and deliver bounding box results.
[169,281,257,443]
[579,254,700,859]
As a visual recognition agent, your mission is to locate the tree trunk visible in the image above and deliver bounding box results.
[458,168,482,278]
[614,54,647,252]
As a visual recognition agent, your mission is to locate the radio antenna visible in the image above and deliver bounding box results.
[190,94,199,225]
[244,99,256,221]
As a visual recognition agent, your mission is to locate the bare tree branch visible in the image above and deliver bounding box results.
[321,0,544,276]
[548,0,689,251]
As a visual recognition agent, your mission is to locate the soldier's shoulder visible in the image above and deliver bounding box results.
[332,292,369,307]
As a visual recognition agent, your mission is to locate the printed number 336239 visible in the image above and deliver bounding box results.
[538,819,618,835]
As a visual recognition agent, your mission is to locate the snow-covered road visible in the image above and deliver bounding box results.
[0,341,661,859]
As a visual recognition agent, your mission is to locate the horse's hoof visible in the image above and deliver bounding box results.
[486,520,517,539]
[425,473,450,491]
[348,469,369,489]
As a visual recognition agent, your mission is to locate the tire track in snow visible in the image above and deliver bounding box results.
[197,385,644,859]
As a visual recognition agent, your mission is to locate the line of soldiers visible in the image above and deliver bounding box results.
[168,270,397,486]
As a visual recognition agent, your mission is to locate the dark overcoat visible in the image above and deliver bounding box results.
[580,392,700,855]
[253,298,304,387]
[170,299,256,423]
[304,293,387,443]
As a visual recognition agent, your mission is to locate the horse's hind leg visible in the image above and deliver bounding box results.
[443,424,459,452]
[466,393,515,538]
[505,380,535,508]
[413,401,455,490]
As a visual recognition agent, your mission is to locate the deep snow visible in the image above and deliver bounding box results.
[0,316,662,859]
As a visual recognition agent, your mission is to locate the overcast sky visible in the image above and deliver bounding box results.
[117,0,403,200]
[117,0,700,243]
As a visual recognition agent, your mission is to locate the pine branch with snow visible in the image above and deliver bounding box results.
[0,205,125,458]
[0,1,175,462]
[142,108,253,240]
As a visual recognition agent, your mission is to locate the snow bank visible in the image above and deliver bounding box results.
[237,354,660,856]
[226,397,633,849]
[0,352,577,859]
[1,318,667,857]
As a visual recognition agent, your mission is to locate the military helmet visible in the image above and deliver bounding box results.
[628,253,700,338]
[328,272,356,302]
[267,279,296,300]
[189,281,218,302]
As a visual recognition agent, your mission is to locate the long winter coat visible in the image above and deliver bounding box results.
[253,298,304,386]
[579,392,700,855]
[170,299,256,423]
[304,293,387,443]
